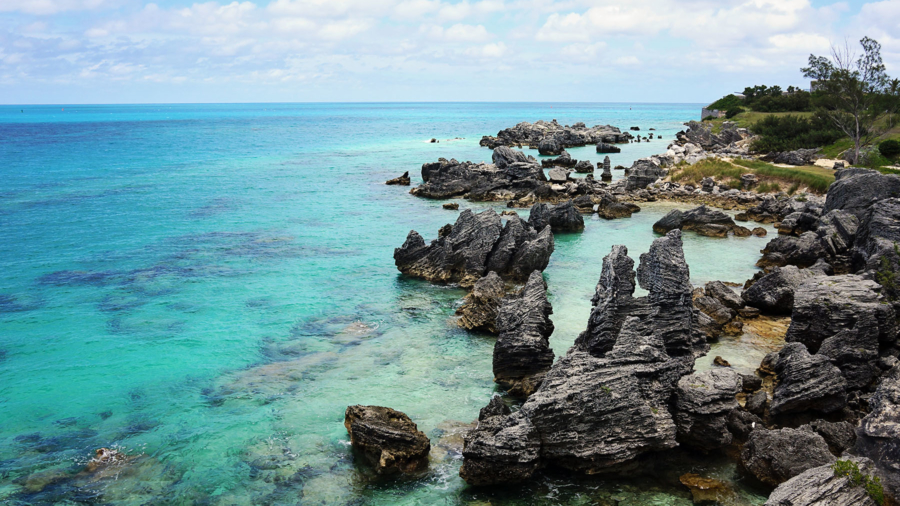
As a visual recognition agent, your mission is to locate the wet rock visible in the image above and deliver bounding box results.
[344,405,431,475]
[825,168,900,219]
[679,473,733,504]
[674,368,741,450]
[764,457,879,506]
[752,227,768,237]
[528,201,585,233]
[713,356,731,367]
[741,427,835,486]
[786,274,896,354]
[85,448,128,473]
[573,160,594,173]
[385,171,411,185]
[741,266,819,315]
[769,343,848,416]
[442,202,459,210]
[493,271,555,397]
[456,272,505,333]
[479,395,511,421]
[459,409,542,485]
[855,365,900,499]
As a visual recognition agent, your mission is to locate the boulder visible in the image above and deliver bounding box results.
[825,169,900,219]
[757,232,827,269]
[741,266,819,315]
[480,120,632,150]
[701,177,715,193]
[705,281,743,310]
[386,171,411,185]
[777,212,820,236]
[679,473,733,504]
[853,197,900,274]
[771,149,819,166]
[674,368,742,451]
[547,167,570,183]
[596,143,621,154]
[528,201,585,233]
[540,150,576,168]
[492,146,531,169]
[624,159,667,191]
[538,138,562,156]
[741,427,835,486]
[456,272,505,333]
[442,202,459,210]
[653,205,746,237]
[344,405,431,475]
[493,271,555,397]
[806,420,857,456]
[573,160,594,173]
[764,457,879,506]
[769,343,848,416]
[412,152,547,201]
[855,365,900,499]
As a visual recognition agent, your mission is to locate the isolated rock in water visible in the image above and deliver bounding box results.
[493,271,555,397]
[538,138,562,156]
[385,171,411,185]
[624,159,667,191]
[394,209,502,287]
[653,205,745,237]
[680,473,734,504]
[528,201,585,232]
[769,343,848,416]
[741,266,819,315]
[480,120,632,150]
[486,215,555,283]
[456,272,505,333]
[573,160,594,173]
[596,142,622,153]
[742,427,835,486]
[675,368,741,451]
[764,457,879,506]
[855,365,900,499]
[492,146,531,169]
[412,152,547,201]
[853,197,900,273]
[461,231,700,485]
[825,168,900,219]
[85,448,128,473]
[344,405,431,475]
[786,274,896,354]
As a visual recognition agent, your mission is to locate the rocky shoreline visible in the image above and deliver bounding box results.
[368,118,900,505]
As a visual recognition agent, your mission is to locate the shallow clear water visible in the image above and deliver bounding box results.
[0,103,771,505]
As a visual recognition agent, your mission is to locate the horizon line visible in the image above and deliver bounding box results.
[0,100,709,107]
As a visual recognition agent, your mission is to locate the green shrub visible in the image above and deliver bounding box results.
[879,139,900,158]
[750,114,844,153]
[832,460,886,505]
[707,94,744,111]
[726,107,744,119]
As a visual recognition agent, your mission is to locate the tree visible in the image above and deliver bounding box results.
[883,78,900,129]
[802,37,890,164]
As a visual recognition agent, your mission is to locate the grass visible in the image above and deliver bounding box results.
[705,111,814,132]
[668,158,834,194]
[731,159,834,193]
[669,159,744,184]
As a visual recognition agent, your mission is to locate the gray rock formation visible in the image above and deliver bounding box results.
[653,205,750,237]
[596,142,622,153]
[705,281,743,310]
[741,266,819,315]
[757,232,827,269]
[386,171,411,185]
[806,420,857,456]
[411,150,547,201]
[856,365,900,499]
[528,201,585,233]
[493,271,555,397]
[540,150,577,168]
[538,138,562,156]
[765,457,879,506]
[768,343,848,416]
[344,405,431,475]
[770,149,819,166]
[573,160,594,173]
[624,159,667,191]
[456,272,505,333]
[486,214,555,283]
[741,427,835,486]
[461,231,702,485]
[825,168,900,219]
[480,120,632,150]
[674,368,742,451]
[676,121,752,151]
[853,197,900,275]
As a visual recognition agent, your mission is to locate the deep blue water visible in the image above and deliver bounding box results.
[0,103,771,505]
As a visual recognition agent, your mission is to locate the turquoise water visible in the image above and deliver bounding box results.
[0,103,771,505]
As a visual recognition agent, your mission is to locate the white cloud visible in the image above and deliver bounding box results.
[465,41,507,58]
[423,23,492,42]
[0,0,111,15]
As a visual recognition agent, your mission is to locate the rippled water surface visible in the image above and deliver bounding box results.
[0,103,772,505]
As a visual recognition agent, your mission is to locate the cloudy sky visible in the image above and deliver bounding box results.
[0,0,897,103]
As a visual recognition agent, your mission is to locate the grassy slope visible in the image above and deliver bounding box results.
[669,158,835,194]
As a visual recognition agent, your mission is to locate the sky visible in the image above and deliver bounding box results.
[0,0,898,104]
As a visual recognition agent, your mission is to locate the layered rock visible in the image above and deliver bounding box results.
[344,405,431,475]
[624,159,667,191]
[461,231,702,485]
[825,168,900,219]
[768,343,848,416]
[853,198,900,275]
[456,272,505,333]
[540,150,577,168]
[480,120,632,150]
[741,266,820,315]
[653,205,750,237]
[768,148,819,166]
[528,201,585,232]
[676,121,753,152]
[674,368,742,451]
[765,457,880,506]
[394,209,553,287]
[741,427,835,486]
[573,160,594,174]
[855,365,900,499]
[411,149,547,201]
[493,271,555,397]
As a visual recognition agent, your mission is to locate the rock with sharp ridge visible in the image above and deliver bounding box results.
[493,271,555,397]
[344,405,431,475]
[825,168,900,219]
[456,272,506,333]
[624,159,667,190]
[768,343,848,416]
[653,205,747,237]
[853,197,900,275]
[764,457,879,506]
[385,171,411,185]
[741,265,820,315]
[411,150,547,201]
[485,214,554,283]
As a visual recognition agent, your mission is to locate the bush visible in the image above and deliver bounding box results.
[726,107,744,119]
[750,114,844,153]
[832,460,885,505]
[879,139,900,158]
[707,94,744,111]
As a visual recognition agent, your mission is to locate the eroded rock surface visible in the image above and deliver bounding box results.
[765,457,879,506]
[344,405,431,475]
[456,272,505,333]
[653,205,750,237]
[742,427,835,486]
[674,368,741,451]
[855,365,900,499]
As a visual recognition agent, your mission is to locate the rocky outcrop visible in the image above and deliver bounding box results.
[853,198,900,275]
[528,201,585,233]
[624,159,667,191]
[493,271,555,397]
[411,149,547,201]
[825,168,900,219]
[385,171,411,185]
[395,209,553,287]
[538,138,561,156]
[573,160,593,174]
[674,368,742,451]
[653,205,750,237]
[344,405,431,475]
[676,121,753,152]
[768,149,819,166]
[596,143,622,154]
[768,343,848,416]
[855,365,900,499]
[460,231,701,485]
[765,457,879,506]
[540,150,576,168]
[741,427,835,486]
[456,272,505,333]
[741,194,824,224]
[480,120,632,150]
[741,266,820,315]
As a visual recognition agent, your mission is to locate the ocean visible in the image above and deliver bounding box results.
[0,103,772,505]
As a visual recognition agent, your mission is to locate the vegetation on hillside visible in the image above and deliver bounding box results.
[749,114,844,153]
[668,158,834,194]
